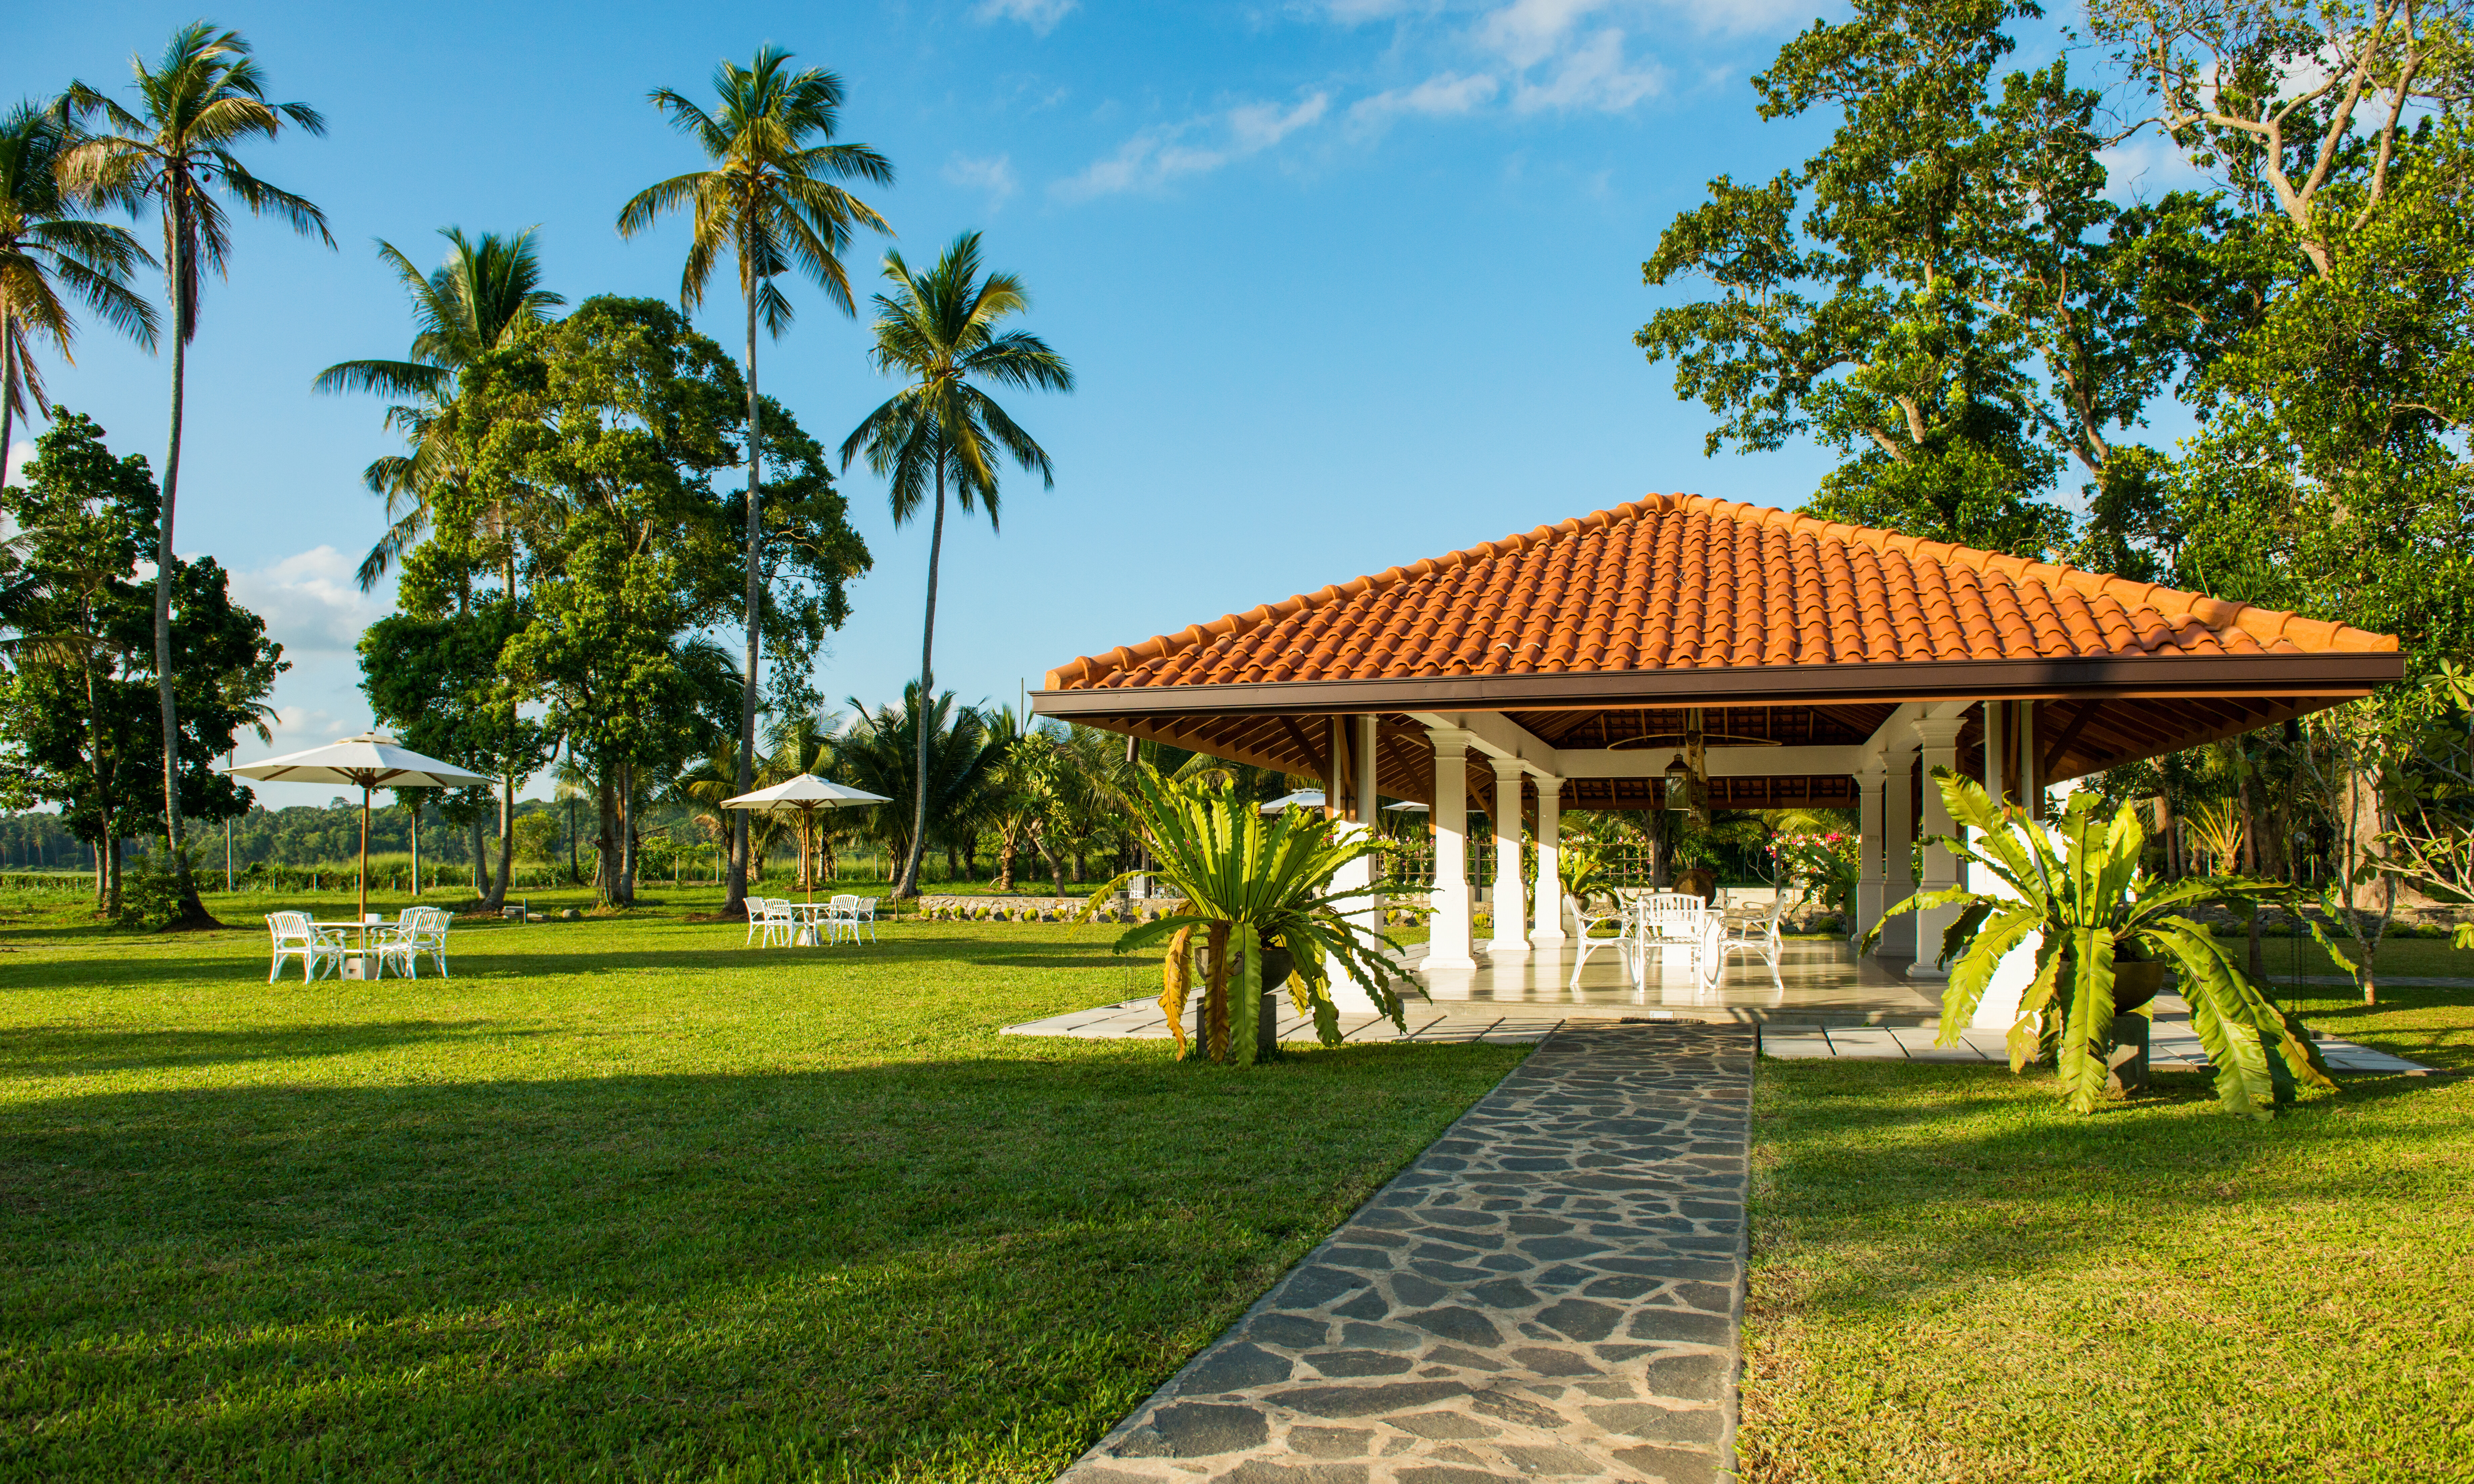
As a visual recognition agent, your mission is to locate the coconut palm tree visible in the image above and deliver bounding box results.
[840,231,1073,897]
[617,44,891,918]
[0,99,157,483]
[310,226,564,588]
[62,23,329,908]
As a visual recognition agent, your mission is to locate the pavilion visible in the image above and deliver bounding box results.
[1033,495,2399,981]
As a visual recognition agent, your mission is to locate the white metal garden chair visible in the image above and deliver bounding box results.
[821,894,862,944]
[760,898,797,947]
[1632,892,1712,983]
[1714,892,1792,975]
[381,908,455,979]
[266,911,344,983]
[851,897,880,944]
[1566,893,1634,987]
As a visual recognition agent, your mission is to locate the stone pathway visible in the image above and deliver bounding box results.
[1059,1023,1753,1484]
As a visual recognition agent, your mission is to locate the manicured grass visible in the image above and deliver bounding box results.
[1743,1020,2474,1480]
[0,887,1524,1481]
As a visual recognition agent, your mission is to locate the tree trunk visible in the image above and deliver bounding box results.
[898,462,948,898]
[1,327,17,490]
[1034,827,1064,897]
[470,814,491,900]
[154,212,211,927]
[727,282,763,918]
[594,777,618,905]
[493,771,515,907]
[997,836,1016,891]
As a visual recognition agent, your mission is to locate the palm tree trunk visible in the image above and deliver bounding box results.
[2,327,18,489]
[899,463,948,898]
[728,283,763,917]
[155,219,196,922]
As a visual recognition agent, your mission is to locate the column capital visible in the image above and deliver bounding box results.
[1488,754,1526,781]
[1855,766,1887,789]
[1426,725,1473,756]
[1912,717,1967,748]
[1534,774,1564,797]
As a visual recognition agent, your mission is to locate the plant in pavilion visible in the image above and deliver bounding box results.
[1088,766,1419,1066]
[1866,769,2333,1119]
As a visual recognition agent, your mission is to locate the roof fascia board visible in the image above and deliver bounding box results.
[1030,653,2395,718]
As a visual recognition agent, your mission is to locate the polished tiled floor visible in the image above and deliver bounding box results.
[1409,936,1942,1021]
[999,937,2435,1073]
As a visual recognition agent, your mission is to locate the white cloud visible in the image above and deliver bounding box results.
[224,545,388,655]
[973,0,1077,35]
[1349,71,1501,126]
[4,439,29,488]
[1509,27,1665,113]
[1056,93,1331,199]
[943,152,1019,211]
[1477,0,1619,68]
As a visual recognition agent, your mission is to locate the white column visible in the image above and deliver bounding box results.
[1340,713,1383,945]
[1531,776,1565,945]
[1856,766,1886,939]
[1877,752,1917,958]
[1488,758,1529,955]
[1354,714,1379,822]
[1908,717,1966,978]
[1426,727,1476,971]
[1982,699,2008,808]
[1974,700,2042,1030]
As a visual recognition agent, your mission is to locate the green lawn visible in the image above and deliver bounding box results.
[1742,966,2474,1483]
[0,886,1524,1481]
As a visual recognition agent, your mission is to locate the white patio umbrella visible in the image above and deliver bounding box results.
[1259,789,1326,814]
[221,733,492,923]
[720,774,891,906]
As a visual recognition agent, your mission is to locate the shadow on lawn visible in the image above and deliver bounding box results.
[1751,1058,2459,1314]
[0,1019,546,1078]
[0,1042,1510,1479]
[2,930,1160,993]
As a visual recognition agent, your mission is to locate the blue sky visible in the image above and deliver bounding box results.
[16,0,2170,806]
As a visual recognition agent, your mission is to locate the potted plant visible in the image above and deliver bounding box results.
[1081,767,1423,1065]
[1865,769,2332,1119]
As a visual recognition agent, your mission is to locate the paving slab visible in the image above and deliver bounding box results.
[1057,1022,1754,1484]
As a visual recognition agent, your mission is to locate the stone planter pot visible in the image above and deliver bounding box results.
[2113,960,2166,1015]
[1190,940,1294,1062]
[2106,961,2166,1093]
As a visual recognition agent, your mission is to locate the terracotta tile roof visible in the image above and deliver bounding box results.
[1045,495,2396,691]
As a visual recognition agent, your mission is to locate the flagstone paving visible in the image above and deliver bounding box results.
[1057,1022,1754,1484]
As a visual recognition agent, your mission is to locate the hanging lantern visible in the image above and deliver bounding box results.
[1663,751,1690,809]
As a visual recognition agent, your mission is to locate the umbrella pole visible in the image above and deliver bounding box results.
[358,783,371,928]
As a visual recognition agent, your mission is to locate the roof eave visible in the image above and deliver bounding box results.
[1033,652,2404,718]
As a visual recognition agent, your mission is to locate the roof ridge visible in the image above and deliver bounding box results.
[1042,491,2395,690]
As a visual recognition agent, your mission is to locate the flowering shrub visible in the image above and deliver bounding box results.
[1770,829,1858,911]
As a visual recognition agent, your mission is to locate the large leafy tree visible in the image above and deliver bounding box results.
[0,100,156,480]
[841,232,1073,896]
[425,297,865,907]
[1638,0,2219,561]
[311,226,565,588]
[0,411,280,916]
[62,23,328,917]
[617,44,891,918]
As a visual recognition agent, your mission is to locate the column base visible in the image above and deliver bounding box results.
[1486,940,1531,957]
[1423,950,1478,972]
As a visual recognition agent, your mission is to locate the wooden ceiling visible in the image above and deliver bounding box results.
[1064,692,2341,814]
